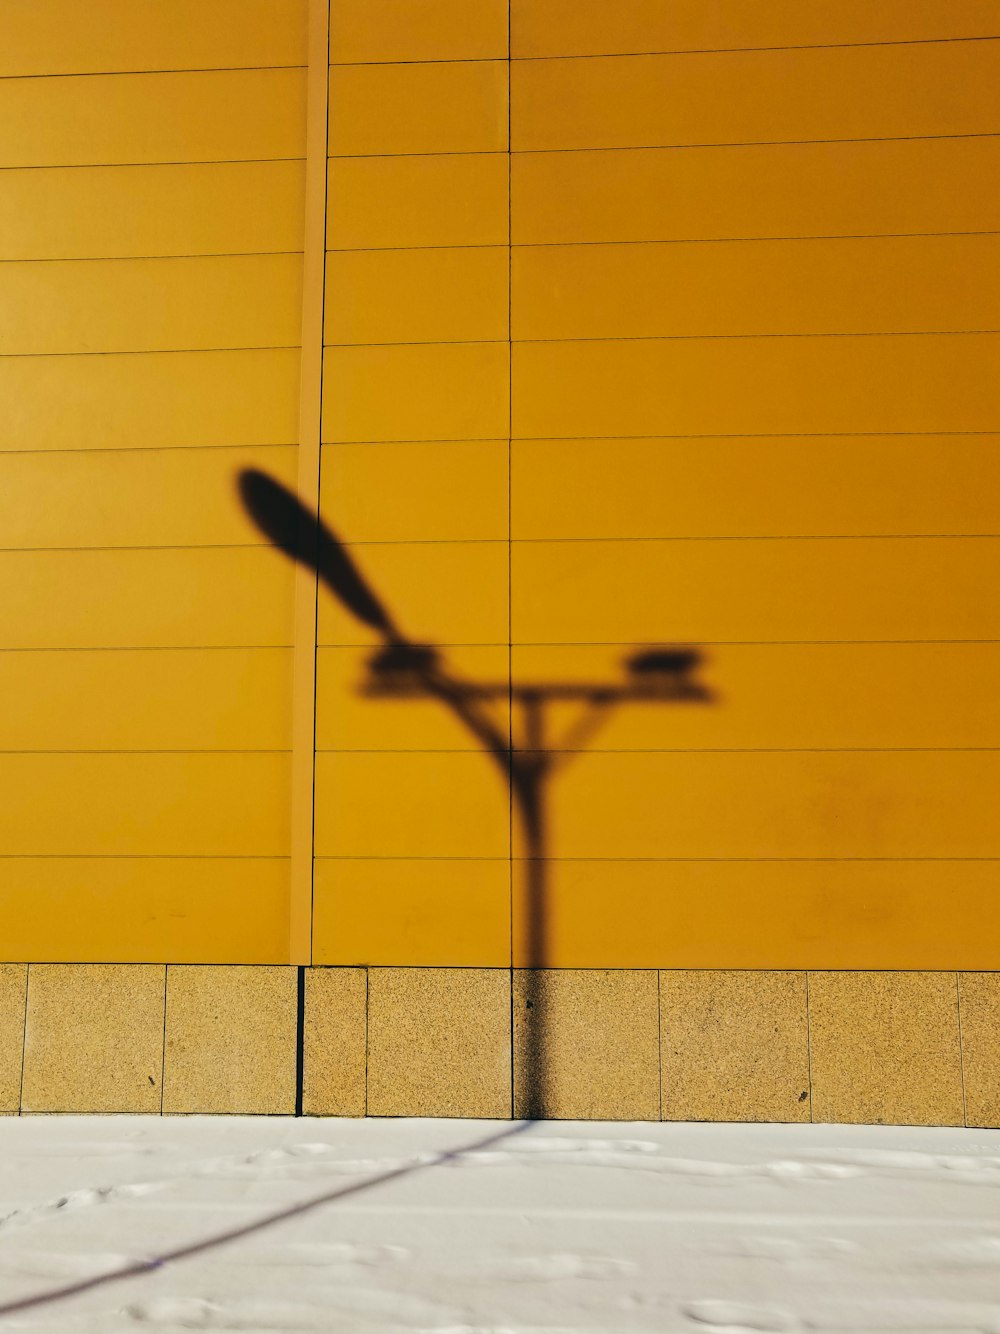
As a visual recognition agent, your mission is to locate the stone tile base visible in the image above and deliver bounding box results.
[0,965,993,1123]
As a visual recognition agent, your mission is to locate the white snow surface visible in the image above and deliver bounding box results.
[0,1117,999,1332]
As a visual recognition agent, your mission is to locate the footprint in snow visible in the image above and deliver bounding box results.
[682,1298,802,1333]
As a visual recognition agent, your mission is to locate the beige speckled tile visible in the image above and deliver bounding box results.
[513,969,659,1120]
[0,964,27,1111]
[367,968,510,1118]
[958,972,1000,1128]
[809,971,963,1126]
[303,966,367,1117]
[661,970,810,1123]
[163,965,296,1114]
[21,964,164,1113]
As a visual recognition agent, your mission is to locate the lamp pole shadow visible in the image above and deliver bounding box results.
[238,469,713,1119]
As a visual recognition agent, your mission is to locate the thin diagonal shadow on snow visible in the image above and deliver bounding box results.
[0,1121,531,1318]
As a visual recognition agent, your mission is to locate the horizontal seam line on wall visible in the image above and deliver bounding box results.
[508,131,1000,155]
[0,443,298,458]
[0,640,994,655]
[329,149,507,160]
[0,749,292,754]
[316,746,1000,754]
[0,542,292,554]
[0,346,300,360]
[6,34,987,83]
[325,329,1000,349]
[171,533,1000,547]
[328,130,1000,162]
[314,854,1000,863]
[506,533,1000,543]
[0,156,306,174]
[327,36,1000,67]
[318,639,1000,648]
[0,853,289,859]
[0,64,307,83]
[323,430,1000,443]
[0,644,294,653]
[0,251,304,266]
[327,231,1000,253]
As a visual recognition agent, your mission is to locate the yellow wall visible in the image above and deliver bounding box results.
[0,1,309,961]
[2,0,999,975]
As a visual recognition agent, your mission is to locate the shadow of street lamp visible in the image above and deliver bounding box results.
[238,468,713,1117]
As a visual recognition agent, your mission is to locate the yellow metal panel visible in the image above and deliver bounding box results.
[511,643,1000,752]
[315,753,509,858]
[331,0,508,63]
[323,343,509,441]
[512,860,1000,969]
[328,154,508,249]
[0,348,300,451]
[0,859,289,963]
[317,646,509,750]
[0,69,306,170]
[513,334,1000,438]
[513,236,1000,341]
[511,536,1000,644]
[511,0,1000,57]
[317,540,508,646]
[0,255,301,356]
[513,43,1000,152]
[287,0,333,966]
[0,445,297,550]
[0,548,293,649]
[511,436,1000,540]
[512,138,1000,244]
[0,161,305,262]
[0,753,289,856]
[329,62,509,156]
[326,247,508,345]
[0,0,307,76]
[0,648,291,751]
[320,440,507,542]
[527,751,1000,860]
[313,858,509,965]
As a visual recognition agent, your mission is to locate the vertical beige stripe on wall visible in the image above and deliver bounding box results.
[290,0,330,963]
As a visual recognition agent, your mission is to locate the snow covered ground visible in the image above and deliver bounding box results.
[0,1117,999,1332]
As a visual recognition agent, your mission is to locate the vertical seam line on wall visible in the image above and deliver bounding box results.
[804,971,814,1123]
[289,0,331,966]
[956,971,969,1127]
[17,964,29,1115]
[159,965,168,1114]
[507,0,515,1118]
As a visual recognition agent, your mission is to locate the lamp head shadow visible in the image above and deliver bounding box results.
[237,467,402,644]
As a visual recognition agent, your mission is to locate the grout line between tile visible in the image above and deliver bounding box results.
[805,970,814,1123]
[159,964,168,1114]
[956,971,969,1126]
[656,969,663,1121]
[364,967,370,1116]
[17,964,30,1115]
